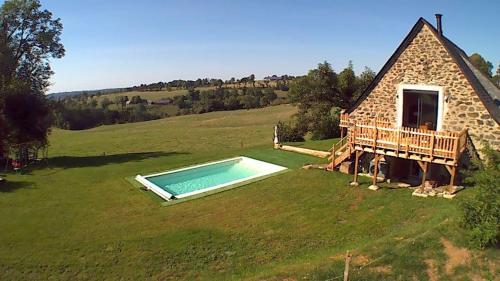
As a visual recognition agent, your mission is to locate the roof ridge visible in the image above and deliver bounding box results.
[424,21,500,123]
[348,16,500,124]
[348,18,425,112]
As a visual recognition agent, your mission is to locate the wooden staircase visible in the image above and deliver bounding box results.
[327,135,352,171]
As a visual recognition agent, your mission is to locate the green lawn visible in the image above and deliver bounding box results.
[0,104,497,280]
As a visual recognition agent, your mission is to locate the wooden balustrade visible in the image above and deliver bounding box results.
[347,120,467,165]
[340,113,350,128]
[335,114,468,189]
[340,113,392,128]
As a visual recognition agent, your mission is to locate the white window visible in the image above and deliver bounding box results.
[396,84,444,131]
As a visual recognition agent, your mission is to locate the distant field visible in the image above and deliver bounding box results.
[97,88,188,102]
[96,86,289,103]
[0,104,496,280]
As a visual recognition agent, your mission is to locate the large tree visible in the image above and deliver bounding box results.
[353,66,376,102]
[337,61,357,108]
[288,61,340,139]
[469,53,493,78]
[0,0,64,149]
[288,61,375,140]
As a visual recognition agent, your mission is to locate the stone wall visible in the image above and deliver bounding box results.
[350,24,500,151]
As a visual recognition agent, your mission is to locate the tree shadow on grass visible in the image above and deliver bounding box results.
[0,180,34,193]
[46,151,188,169]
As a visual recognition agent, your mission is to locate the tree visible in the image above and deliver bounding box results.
[239,77,248,88]
[1,80,51,144]
[353,66,376,102]
[288,61,339,108]
[288,61,377,140]
[130,95,143,104]
[89,99,98,108]
[469,53,493,78]
[1,0,65,92]
[261,89,277,106]
[492,63,500,88]
[100,97,112,109]
[0,0,64,148]
[249,74,255,88]
[337,61,356,108]
[116,96,128,109]
[461,144,500,249]
[186,89,200,102]
[215,79,223,89]
[240,95,259,109]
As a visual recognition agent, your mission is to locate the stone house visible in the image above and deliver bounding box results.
[349,15,499,152]
[333,15,499,187]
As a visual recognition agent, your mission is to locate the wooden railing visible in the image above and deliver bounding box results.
[329,134,349,160]
[340,113,350,128]
[348,120,468,164]
[340,113,392,128]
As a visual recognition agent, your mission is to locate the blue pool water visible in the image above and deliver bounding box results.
[146,159,264,196]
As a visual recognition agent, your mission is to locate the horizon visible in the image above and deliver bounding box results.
[42,0,499,93]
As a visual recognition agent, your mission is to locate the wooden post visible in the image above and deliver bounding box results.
[449,166,456,189]
[344,250,351,281]
[352,122,356,146]
[351,150,363,186]
[444,165,457,191]
[419,161,428,190]
[452,133,459,162]
[371,154,379,188]
[396,129,401,158]
[340,127,345,140]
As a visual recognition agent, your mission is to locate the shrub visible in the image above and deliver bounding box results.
[279,84,289,91]
[461,143,500,249]
[276,121,305,142]
[309,107,340,140]
[240,95,260,109]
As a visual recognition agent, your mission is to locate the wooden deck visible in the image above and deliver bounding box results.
[333,114,468,188]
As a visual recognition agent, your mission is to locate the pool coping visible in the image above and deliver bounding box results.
[130,156,289,206]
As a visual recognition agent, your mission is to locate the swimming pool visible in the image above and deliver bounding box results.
[135,157,287,200]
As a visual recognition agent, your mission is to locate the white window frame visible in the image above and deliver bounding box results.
[396,84,444,131]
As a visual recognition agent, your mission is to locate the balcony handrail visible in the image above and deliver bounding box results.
[342,114,467,164]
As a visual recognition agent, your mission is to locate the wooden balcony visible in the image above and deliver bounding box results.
[339,114,467,165]
[335,113,468,189]
[350,121,467,166]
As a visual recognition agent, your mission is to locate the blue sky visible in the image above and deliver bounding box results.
[38,0,499,93]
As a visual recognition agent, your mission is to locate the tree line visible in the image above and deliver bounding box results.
[51,98,159,130]
[51,87,282,130]
[127,74,294,92]
[170,88,280,114]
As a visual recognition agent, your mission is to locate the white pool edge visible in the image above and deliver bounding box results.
[135,156,287,201]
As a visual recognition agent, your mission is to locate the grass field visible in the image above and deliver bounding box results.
[96,87,289,103]
[97,88,190,102]
[0,104,497,280]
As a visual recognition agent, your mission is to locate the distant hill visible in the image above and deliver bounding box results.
[47,75,295,100]
[47,88,128,100]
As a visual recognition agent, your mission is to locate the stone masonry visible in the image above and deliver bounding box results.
[350,24,500,152]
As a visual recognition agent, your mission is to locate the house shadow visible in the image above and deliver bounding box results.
[46,151,188,169]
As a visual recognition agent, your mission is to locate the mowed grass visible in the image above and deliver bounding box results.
[0,104,497,280]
